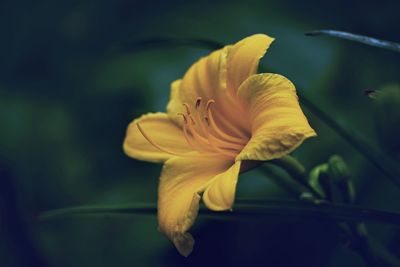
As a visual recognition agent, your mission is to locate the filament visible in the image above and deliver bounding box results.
[183,103,191,115]
[179,113,211,153]
[172,97,248,158]
[206,100,247,144]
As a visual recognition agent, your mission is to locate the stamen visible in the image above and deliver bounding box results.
[206,99,215,110]
[174,97,247,158]
[188,120,237,157]
[182,121,201,151]
[194,109,208,136]
[206,134,239,157]
[179,113,212,153]
[195,97,202,109]
[177,113,187,123]
[183,103,191,115]
[207,134,244,150]
[204,116,210,126]
[186,119,211,147]
[206,100,247,144]
[191,104,241,156]
[136,123,181,155]
[188,115,196,125]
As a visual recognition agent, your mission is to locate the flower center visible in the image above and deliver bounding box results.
[136,98,248,158]
[177,97,247,157]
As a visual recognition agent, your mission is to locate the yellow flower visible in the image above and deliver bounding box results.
[123,34,316,256]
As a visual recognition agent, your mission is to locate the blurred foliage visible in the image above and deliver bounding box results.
[371,84,400,155]
[1,0,400,266]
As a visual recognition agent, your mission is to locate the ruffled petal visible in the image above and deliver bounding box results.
[203,160,241,211]
[123,113,193,163]
[227,34,275,94]
[236,74,316,161]
[158,155,234,256]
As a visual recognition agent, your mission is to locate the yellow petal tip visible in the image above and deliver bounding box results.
[172,232,195,257]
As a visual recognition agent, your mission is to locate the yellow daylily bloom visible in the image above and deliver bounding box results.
[123,34,316,256]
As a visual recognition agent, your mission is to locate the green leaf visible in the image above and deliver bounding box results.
[371,84,400,154]
[306,30,400,53]
[39,199,400,226]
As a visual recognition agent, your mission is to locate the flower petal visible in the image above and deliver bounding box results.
[203,160,241,211]
[236,74,316,161]
[227,34,274,94]
[158,155,234,256]
[166,47,230,121]
[123,112,192,163]
[167,45,250,138]
[166,79,186,126]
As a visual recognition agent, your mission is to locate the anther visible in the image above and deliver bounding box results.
[206,99,215,110]
[195,97,202,109]
[204,116,210,126]
[183,103,191,115]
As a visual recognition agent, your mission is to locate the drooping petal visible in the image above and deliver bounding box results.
[123,112,193,163]
[158,155,234,256]
[227,34,275,95]
[203,160,241,211]
[236,73,316,161]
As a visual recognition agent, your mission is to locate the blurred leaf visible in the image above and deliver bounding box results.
[111,37,223,54]
[306,30,400,52]
[299,93,400,187]
[372,84,400,155]
[39,199,400,226]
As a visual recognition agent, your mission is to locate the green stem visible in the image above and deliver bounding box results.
[258,165,305,197]
[270,155,323,198]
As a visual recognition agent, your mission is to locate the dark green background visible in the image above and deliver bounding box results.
[1,0,400,266]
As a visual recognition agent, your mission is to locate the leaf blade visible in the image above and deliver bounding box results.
[38,199,400,226]
[306,30,400,52]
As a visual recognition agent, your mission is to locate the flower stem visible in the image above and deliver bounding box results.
[269,155,323,198]
[268,155,400,266]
